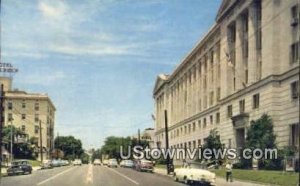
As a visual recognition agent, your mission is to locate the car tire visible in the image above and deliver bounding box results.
[184,176,189,184]
[173,174,178,182]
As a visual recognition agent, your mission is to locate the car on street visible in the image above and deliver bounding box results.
[73,159,82,166]
[173,162,216,185]
[102,159,109,166]
[134,159,153,172]
[61,160,70,166]
[108,159,118,168]
[93,159,101,166]
[7,160,33,176]
[40,159,53,169]
[120,160,134,168]
[51,159,62,167]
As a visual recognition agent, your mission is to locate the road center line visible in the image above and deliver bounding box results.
[105,167,139,185]
[37,167,76,185]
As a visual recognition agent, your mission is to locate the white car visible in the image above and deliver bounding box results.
[108,159,118,168]
[73,159,82,166]
[173,162,216,185]
[93,159,101,166]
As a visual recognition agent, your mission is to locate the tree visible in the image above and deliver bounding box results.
[2,126,35,159]
[245,114,280,169]
[92,149,102,162]
[54,136,84,160]
[200,129,223,164]
[100,136,149,160]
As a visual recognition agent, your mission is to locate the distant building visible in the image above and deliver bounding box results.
[132,128,156,148]
[1,77,56,160]
[153,0,299,160]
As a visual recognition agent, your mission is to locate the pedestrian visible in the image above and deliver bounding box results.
[225,161,233,182]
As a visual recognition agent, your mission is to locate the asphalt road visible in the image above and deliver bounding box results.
[0,165,185,186]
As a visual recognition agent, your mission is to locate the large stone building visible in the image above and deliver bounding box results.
[153,0,299,158]
[1,77,55,160]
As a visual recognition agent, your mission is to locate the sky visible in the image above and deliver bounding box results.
[1,0,221,149]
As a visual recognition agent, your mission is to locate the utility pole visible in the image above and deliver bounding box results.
[138,129,140,145]
[164,110,172,174]
[0,84,4,179]
[10,121,13,162]
[39,120,43,162]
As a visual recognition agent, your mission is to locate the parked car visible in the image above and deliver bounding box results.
[93,159,101,166]
[73,159,82,166]
[7,160,32,176]
[61,160,70,166]
[40,160,53,169]
[102,159,109,166]
[108,159,118,168]
[173,162,216,185]
[51,159,61,167]
[134,159,153,172]
[124,160,134,168]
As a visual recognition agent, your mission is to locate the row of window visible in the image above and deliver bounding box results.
[170,139,204,150]
[8,102,40,111]
[170,112,220,139]
[226,93,260,118]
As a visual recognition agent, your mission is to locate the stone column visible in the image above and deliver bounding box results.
[235,15,245,90]
[248,3,258,84]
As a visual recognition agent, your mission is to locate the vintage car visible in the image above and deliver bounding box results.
[7,160,32,176]
[73,159,82,166]
[41,159,53,169]
[93,159,101,166]
[173,162,216,185]
[134,159,153,172]
[102,159,109,166]
[108,159,118,168]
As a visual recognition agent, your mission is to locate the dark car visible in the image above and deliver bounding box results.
[7,160,33,176]
[134,159,153,172]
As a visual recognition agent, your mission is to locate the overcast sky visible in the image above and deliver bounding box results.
[1,0,221,149]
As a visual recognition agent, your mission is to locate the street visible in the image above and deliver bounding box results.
[0,165,185,186]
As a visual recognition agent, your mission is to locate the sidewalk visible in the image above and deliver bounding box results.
[153,167,268,186]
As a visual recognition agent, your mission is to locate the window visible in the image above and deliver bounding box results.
[193,141,196,149]
[203,118,207,128]
[188,141,191,149]
[216,87,221,102]
[22,125,26,132]
[188,124,191,134]
[184,126,187,134]
[192,122,196,132]
[291,42,299,63]
[227,105,233,118]
[291,81,299,100]
[291,5,299,27]
[22,114,26,120]
[253,94,260,109]
[228,139,232,148]
[35,125,39,134]
[35,114,39,122]
[198,120,201,129]
[239,99,245,113]
[198,139,201,147]
[210,115,213,125]
[22,102,26,108]
[289,124,299,147]
[35,102,39,111]
[216,112,220,124]
[8,102,12,110]
[209,91,214,106]
[8,113,13,121]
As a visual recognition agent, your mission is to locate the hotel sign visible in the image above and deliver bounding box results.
[0,62,18,73]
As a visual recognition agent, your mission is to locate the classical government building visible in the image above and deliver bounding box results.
[153,0,299,158]
[1,76,56,160]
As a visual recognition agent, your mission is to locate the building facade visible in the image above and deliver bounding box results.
[1,77,56,160]
[153,0,299,159]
